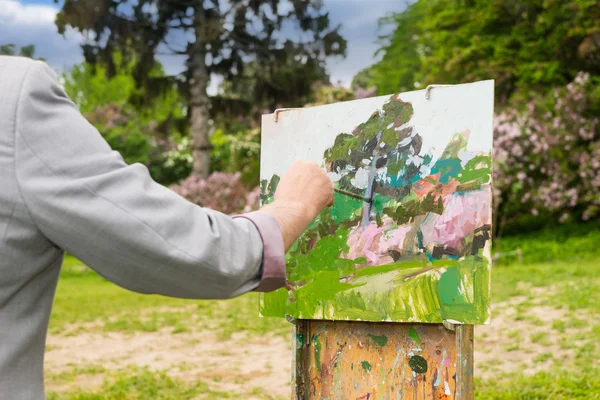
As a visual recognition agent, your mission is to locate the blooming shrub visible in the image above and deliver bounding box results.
[86,103,192,185]
[170,172,260,215]
[494,72,600,228]
[210,127,261,187]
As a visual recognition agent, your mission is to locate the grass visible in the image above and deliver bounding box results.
[47,367,232,400]
[51,255,289,339]
[47,222,600,399]
[494,221,600,265]
[476,224,600,399]
[476,370,600,400]
[46,365,285,400]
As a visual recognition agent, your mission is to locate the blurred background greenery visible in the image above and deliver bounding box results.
[4,0,598,238]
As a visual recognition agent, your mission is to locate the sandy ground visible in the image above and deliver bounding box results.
[46,329,292,398]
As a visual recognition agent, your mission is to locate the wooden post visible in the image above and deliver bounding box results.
[292,320,474,399]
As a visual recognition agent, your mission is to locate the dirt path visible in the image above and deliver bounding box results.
[45,329,292,398]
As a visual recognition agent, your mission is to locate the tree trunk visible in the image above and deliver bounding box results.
[361,130,382,226]
[189,6,211,178]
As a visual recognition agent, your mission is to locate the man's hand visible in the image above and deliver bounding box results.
[261,160,334,251]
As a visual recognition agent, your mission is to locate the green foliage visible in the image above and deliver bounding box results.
[494,72,600,231]
[218,48,332,111]
[494,222,600,266]
[371,0,600,104]
[63,54,186,126]
[305,84,355,107]
[57,0,347,178]
[350,67,375,91]
[63,55,191,185]
[210,127,260,186]
[370,3,425,94]
[369,1,600,230]
[0,43,43,60]
[56,0,346,96]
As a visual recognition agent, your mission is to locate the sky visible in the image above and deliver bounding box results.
[0,0,408,93]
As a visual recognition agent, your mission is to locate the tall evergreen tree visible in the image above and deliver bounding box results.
[56,0,346,178]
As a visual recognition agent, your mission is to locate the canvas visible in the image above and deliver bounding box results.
[259,81,494,324]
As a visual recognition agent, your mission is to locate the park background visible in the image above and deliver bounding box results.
[1,0,599,398]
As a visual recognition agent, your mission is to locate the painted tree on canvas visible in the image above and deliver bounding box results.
[323,98,427,226]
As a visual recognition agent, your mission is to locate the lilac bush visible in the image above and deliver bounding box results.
[494,72,600,226]
[170,172,260,215]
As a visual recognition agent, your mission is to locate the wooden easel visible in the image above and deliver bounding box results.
[278,84,477,400]
[291,320,473,399]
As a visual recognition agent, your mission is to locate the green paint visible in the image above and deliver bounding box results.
[440,132,469,160]
[329,192,362,222]
[383,193,444,225]
[438,266,467,305]
[313,335,322,373]
[457,154,492,185]
[408,355,428,374]
[260,256,491,323]
[408,327,420,344]
[361,361,373,373]
[368,334,388,347]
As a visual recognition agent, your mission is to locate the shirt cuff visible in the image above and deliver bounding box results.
[232,211,286,292]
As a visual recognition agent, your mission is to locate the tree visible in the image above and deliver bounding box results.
[368,2,425,95]
[0,44,43,60]
[56,0,346,178]
[350,66,374,91]
[218,42,331,112]
[63,55,191,185]
[62,52,186,136]
[370,0,600,105]
[323,97,428,226]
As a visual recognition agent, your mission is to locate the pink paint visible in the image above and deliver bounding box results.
[420,190,490,250]
[379,224,412,252]
[344,219,412,265]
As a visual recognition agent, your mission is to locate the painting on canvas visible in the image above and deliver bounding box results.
[259,81,494,324]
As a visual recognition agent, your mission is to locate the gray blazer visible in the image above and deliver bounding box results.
[0,56,285,399]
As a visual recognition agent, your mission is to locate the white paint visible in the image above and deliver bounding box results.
[350,167,370,189]
[261,80,494,180]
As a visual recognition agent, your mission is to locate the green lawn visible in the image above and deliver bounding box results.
[47,223,600,399]
[477,224,600,399]
[53,255,288,339]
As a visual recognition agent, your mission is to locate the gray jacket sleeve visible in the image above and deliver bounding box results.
[13,61,285,299]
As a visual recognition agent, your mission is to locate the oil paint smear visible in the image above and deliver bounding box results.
[260,88,492,324]
[301,321,456,399]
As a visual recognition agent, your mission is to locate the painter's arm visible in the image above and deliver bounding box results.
[14,61,332,299]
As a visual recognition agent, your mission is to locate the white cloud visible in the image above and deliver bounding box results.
[0,0,57,25]
[0,0,84,71]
